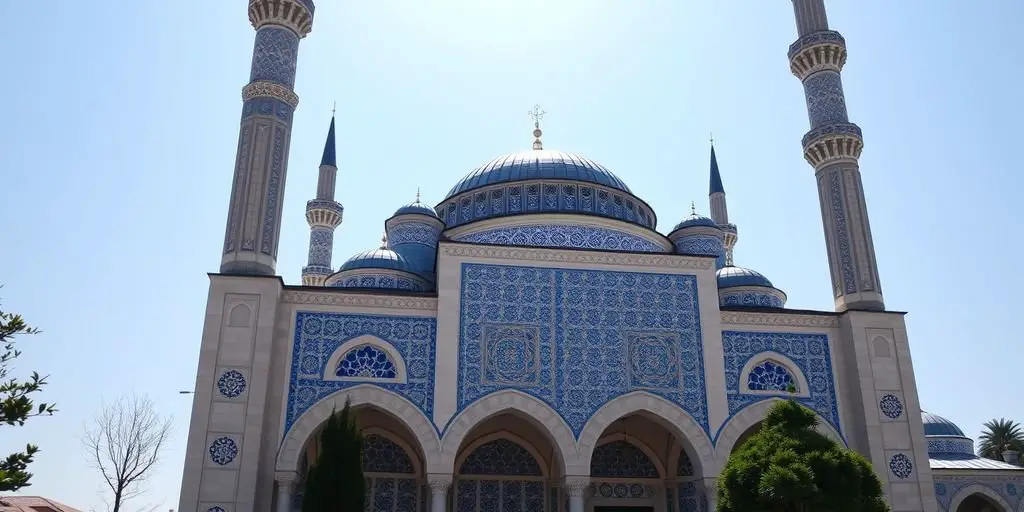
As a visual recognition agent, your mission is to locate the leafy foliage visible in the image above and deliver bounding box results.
[717,400,888,512]
[301,399,364,512]
[978,418,1024,460]
[0,297,57,492]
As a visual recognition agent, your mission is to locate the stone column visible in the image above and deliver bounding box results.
[701,478,719,512]
[427,474,452,512]
[563,476,590,512]
[275,473,297,512]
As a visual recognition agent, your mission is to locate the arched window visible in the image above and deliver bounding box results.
[677,449,693,477]
[746,360,797,392]
[336,345,398,379]
[456,438,545,512]
[590,440,659,479]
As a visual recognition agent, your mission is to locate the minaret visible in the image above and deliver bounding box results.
[790,0,884,311]
[301,114,344,286]
[708,141,739,265]
[220,0,315,276]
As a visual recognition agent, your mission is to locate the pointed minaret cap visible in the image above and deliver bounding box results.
[709,140,725,195]
[320,111,337,167]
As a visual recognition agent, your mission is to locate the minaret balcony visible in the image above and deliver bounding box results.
[788,30,847,80]
[801,123,864,168]
[248,0,314,38]
[305,199,343,228]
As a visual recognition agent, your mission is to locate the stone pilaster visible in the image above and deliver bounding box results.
[563,476,590,512]
[426,474,452,512]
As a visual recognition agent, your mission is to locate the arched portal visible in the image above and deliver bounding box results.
[453,424,551,512]
[946,485,1013,512]
[957,493,1007,512]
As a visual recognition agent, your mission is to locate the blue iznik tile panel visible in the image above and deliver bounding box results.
[457,225,664,253]
[803,70,849,128]
[934,475,1024,511]
[250,27,299,88]
[285,312,436,436]
[721,331,841,438]
[457,263,708,436]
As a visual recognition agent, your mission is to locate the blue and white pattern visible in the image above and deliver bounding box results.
[362,434,415,473]
[720,291,784,308]
[889,453,913,479]
[594,483,651,498]
[329,274,427,292]
[209,437,238,466]
[307,227,334,267]
[746,360,796,392]
[788,30,845,59]
[207,507,225,512]
[217,370,246,398]
[483,325,540,385]
[801,122,861,149]
[457,439,544,512]
[677,481,699,512]
[388,223,440,247]
[673,234,724,258]
[677,450,694,477]
[927,438,975,456]
[457,224,664,253]
[460,439,543,476]
[260,126,286,256]
[933,476,1024,511]
[337,345,399,379]
[827,170,857,295]
[722,331,841,438]
[458,264,708,436]
[803,71,848,128]
[590,441,659,478]
[250,27,299,88]
[285,313,435,436]
[241,97,294,123]
[879,394,903,420]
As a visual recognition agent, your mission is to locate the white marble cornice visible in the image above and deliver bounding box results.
[281,290,437,310]
[720,310,839,328]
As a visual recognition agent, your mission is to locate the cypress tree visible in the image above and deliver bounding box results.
[301,399,364,512]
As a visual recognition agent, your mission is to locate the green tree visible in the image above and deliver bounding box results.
[717,400,888,512]
[301,399,364,512]
[0,298,57,491]
[978,418,1024,460]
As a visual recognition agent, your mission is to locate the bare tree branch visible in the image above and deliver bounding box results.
[83,395,172,512]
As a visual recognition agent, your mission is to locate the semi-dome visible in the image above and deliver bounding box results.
[672,213,719,232]
[339,248,412,272]
[717,266,775,289]
[392,200,439,219]
[445,149,632,200]
[922,411,966,437]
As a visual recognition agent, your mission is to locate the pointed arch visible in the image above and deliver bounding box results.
[456,431,547,477]
[323,334,407,384]
[713,398,844,461]
[440,389,576,476]
[947,484,1012,512]
[574,391,714,477]
[591,436,664,479]
[739,351,810,397]
[277,384,441,474]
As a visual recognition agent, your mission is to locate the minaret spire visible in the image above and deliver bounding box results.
[789,0,884,311]
[707,140,738,266]
[528,105,546,150]
[301,113,345,286]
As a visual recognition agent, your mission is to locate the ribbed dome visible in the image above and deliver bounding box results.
[445,150,631,200]
[672,213,719,231]
[717,266,774,288]
[339,249,411,272]
[392,200,439,219]
[922,411,966,437]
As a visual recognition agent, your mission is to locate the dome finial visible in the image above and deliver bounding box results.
[528,104,546,150]
[415,187,421,203]
[690,201,697,216]
[380,231,388,249]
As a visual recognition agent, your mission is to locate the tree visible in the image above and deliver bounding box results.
[83,395,172,512]
[717,400,889,512]
[0,296,57,492]
[301,399,364,512]
[978,418,1024,460]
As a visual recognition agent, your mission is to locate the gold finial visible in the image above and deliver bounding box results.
[690,201,697,216]
[380,231,388,249]
[528,104,546,150]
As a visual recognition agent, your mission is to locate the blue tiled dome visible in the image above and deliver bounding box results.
[339,249,411,272]
[922,411,966,437]
[672,214,719,231]
[717,266,774,288]
[444,150,632,200]
[393,200,439,218]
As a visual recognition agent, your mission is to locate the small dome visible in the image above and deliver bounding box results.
[339,249,412,272]
[672,213,719,231]
[717,266,774,288]
[444,150,632,200]
[393,200,439,219]
[922,411,966,437]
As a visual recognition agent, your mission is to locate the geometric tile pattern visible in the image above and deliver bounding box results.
[250,27,299,88]
[307,227,334,267]
[459,438,542,476]
[746,360,796,392]
[722,331,841,438]
[285,312,435,436]
[217,370,246,398]
[457,438,545,512]
[878,394,903,420]
[927,438,975,456]
[362,434,415,474]
[677,450,694,477]
[457,224,664,253]
[677,481,699,512]
[826,169,857,296]
[933,475,1024,511]
[590,440,659,478]
[337,345,398,379]
[331,274,427,292]
[719,291,784,308]
[803,71,848,128]
[458,263,708,436]
[673,234,723,258]
[209,437,238,466]
[889,453,912,479]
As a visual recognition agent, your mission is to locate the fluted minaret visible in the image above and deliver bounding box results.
[301,115,344,286]
[708,143,738,266]
[790,0,884,312]
[220,0,315,276]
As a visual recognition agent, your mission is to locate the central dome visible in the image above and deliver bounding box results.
[444,150,632,200]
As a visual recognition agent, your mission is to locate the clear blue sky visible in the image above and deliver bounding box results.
[1,1,1021,509]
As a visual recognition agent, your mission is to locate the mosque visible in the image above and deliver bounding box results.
[177,1,1023,512]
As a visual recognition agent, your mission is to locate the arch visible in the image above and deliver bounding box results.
[738,352,810,397]
[872,336,892,358]
[590,437,663,479]
[668,438,698,479]
[440,389,576,475]
[947,485,1012,512]
[323,335,407,384]
[361,427,421,475]
[455,432,546,477]
[713,398,844,461]
[575,391,714,477]
[277,384,441,474]
[227,303,251,327]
